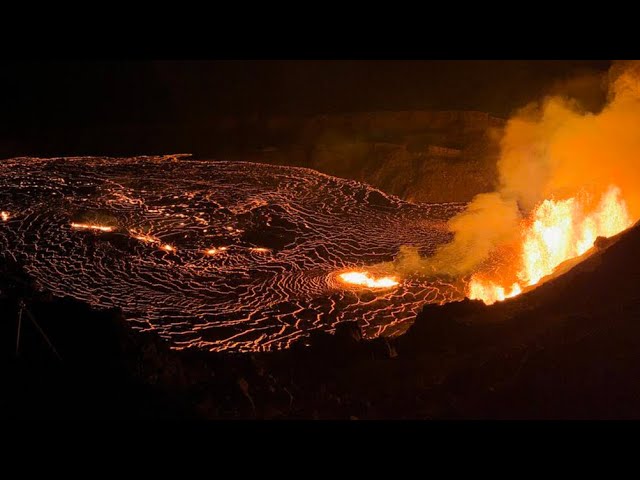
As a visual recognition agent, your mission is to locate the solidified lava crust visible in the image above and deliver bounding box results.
[0,155,465,352]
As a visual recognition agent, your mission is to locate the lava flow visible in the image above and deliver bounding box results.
[0,156,465,352]
[70,222,114,232]
[468,185,633,305]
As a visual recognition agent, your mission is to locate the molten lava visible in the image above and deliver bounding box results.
[1,211,9,222]
[129,229,175,252]
[70,222,114,232]
[0,155,463,352]
[129,230,160,244]
[467,280,521,305]
[205,247,228,255]
[339,271,400,289]
[468,185,633,305]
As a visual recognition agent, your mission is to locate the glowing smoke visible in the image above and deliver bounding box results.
[386,61,640,283]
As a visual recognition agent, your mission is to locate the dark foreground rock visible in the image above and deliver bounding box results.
[3,220,640,420]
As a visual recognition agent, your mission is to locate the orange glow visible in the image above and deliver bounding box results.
[468,279,521,305]
[468,185,633,305]
[339,271,399,289]
[205,246,228,255]
[129,230,159,244]
[129,229,175,252]
[250,247,270,253]
[1,211,9,222]
[70,222,113,232]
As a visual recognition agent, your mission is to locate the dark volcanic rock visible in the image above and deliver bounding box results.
[334,320,363,343]
[397,299,488,355]
[229,110,504,203]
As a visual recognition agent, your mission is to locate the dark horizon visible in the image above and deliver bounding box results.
[1,60,611,158]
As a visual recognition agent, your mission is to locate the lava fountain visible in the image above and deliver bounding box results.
[422,62,640,306]
[339,271,400,289]
[468,185,633,304]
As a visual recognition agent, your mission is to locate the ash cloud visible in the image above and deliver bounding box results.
[386,60,640,278]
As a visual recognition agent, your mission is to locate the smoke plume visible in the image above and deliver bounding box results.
[387,60,640,279]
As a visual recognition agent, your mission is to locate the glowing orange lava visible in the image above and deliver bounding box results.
[129,229,174,252]
[468,185,633,305]
[205,247,228,255]
[339,271,400,289]
[129,230,159,244]
[467,280,522,306]
[250,247,270,253]
[1,211,9,222]
[70,222,114,232]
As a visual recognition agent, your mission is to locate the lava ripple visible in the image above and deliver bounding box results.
[0,155,466,352]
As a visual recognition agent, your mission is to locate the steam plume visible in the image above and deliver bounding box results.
[388,61,640,278]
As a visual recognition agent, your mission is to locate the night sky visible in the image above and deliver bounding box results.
[0,60,611,158]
